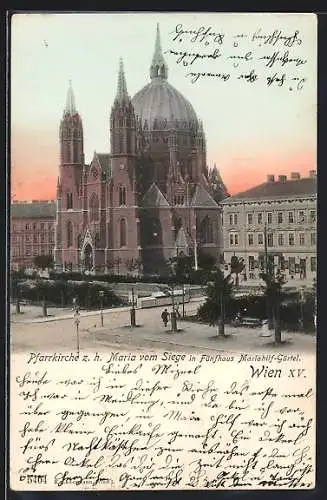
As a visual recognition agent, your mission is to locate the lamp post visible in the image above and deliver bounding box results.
[194,240,198,271]
[130,286,136,327]
[264,224,273,330]
[99,290,104,327]
[170,284,177,332]
[73,297,80,355]
[299,286,305,331]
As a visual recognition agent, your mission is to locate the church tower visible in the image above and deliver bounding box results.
[107,60,141,274]
[55,81,84,271]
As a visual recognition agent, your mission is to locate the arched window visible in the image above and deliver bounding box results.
[89,193,99,222]
[119,186,126,206]
[77,234,82,249]
[120,219,127,247]
[67,221,73,248]
[67,192,73,209]
[200,216,213,244]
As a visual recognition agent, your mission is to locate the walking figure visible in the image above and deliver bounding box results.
[161,309,169,328]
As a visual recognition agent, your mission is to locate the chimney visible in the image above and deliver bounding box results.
[309,170,316,178]
[278,175,287,182]
[290,172,301,180]
[267,174,275,183]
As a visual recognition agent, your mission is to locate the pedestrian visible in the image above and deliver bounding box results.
[161,308,169,328]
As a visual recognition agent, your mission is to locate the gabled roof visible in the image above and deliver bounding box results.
[96,153,111,176]
[191,183,219,208]
[222,177,317,202]
[11,201,56,219]
[142,183,170,207]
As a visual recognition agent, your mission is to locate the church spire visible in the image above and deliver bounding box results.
[115,58,129,103]
[150,23,168,80]
[64,80,77,115]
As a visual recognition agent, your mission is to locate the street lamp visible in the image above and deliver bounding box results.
[170,284,178,333]
[299,286,305,331]
[130,286,136,327]
[99,290,104,327]
[73,296,80,355]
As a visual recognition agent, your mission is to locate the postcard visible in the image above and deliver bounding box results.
[10,12,317,490]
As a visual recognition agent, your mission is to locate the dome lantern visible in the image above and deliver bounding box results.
[150,23,168,81]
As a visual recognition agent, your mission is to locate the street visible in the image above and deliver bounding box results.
[11,300,316,355]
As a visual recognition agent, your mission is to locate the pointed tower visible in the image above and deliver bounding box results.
[110,58,136,156]
[150,23,168,80]
[59,81,84,165]
[55,81,84,272]
[108,59,140,274]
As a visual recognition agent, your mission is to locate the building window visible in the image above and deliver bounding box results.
[299,233,305,246]
[288,211,294,223]
[311,257,316,272]
[247,213,253,225]
[67,221,73,248]
[289,257,296,274]
[278,212,283,224]
[120,218,127,247]
[89,193,99,222]
[248,233,254,246]
[257,213,263,224]
[248,256,255,271]
[25,235,30,243]
[298,211,306,223]
[40,223,44,230]
[25,224,30,230]
[229,213,238,225]
[278,233,284,246]
[41,234,45,243]
[310,232,316,245]
[310,210,316,223]
[200,216,213,243]
[289,233,295,246]
[33,223,37,231]
[67,192,73,209]
[258,233,263,245]
[33,234,37,243]
[267,233,273,247]
[230,233,238,246]
[119,186,127,206]
[267,212,272,224]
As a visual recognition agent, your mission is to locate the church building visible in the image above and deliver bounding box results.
[54,25,227,275]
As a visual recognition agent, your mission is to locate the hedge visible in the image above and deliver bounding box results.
[12,278,124,310]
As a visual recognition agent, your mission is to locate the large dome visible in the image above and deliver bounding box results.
[132,79,198,129]
[131,24,199,131]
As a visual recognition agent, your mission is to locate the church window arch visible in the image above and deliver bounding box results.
[199,216,214,244]
[77,233,82,249]
[120,218,127,247]
[89,193,99,222]
[119,185,127,206]
[67,221,73,248]
[67,192,73,209]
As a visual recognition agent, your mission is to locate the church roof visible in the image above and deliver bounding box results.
[64,80,77,115]
[95,153,111,176]
[222,177,317,202]
[11,201,56,219]
[142,183,170,207]
[191,184,219,208]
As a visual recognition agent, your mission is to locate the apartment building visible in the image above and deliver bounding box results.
[220,171,317,286]
[11,200,56,270]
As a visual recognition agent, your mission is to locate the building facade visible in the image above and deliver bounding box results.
[54,25,226,275]
[221,172,317,286]
[10,201,56,270]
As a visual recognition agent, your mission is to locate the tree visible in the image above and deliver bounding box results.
[34,254,54,270]
[260,267,286,344]
[199,267,234,337]
[168,254,193,284]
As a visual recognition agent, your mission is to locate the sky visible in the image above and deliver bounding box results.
[11,12,317,200]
